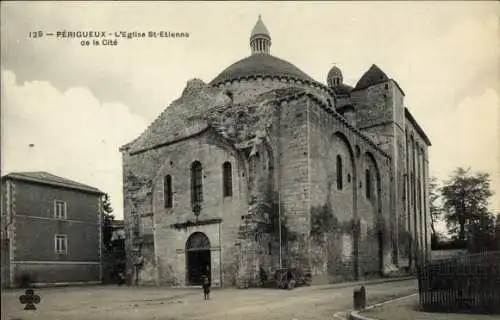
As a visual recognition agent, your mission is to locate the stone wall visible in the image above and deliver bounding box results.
[357,152,383,277]
[306,96,393,282]
[217,77,334,109]
[351,82,393,131]
[351,80,412,269]
[396,129,411,266]
[121,76,429,287]
[308,100,356,280]
[276,97,311,268]
[137,230,156,286]
[392,84,410,267]
[123,129,248,286]
[405,114,431,265]
[234,139,276,287]
[350,77,431,269]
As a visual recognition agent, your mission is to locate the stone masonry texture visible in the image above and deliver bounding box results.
[121,25,431,286]
[121,76,431,287]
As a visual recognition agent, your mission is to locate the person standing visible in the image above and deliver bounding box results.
[202,275,211,300]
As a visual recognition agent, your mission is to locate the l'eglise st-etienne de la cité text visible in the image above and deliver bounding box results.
[115,31,190,39]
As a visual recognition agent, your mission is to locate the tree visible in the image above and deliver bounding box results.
[440,167,494,246]
[102,193,115,250]
[428,176,442,247]
[494,213,500,250]
[468,211,496,251]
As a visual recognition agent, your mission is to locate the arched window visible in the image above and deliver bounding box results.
[222,162,233,197]
[164,175,173,208]
[336,155,343,190]
[191,161,203,205]
[365,169,371,199]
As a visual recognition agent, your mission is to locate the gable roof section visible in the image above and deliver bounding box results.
[3,171,103,194]
[354,64,389,91]
[122,79,232,154]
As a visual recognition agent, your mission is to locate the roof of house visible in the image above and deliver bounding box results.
[2,171,103,194]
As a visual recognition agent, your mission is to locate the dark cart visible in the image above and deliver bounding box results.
[274,267,312,290]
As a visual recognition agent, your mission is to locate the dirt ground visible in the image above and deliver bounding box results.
[1,279,417,320]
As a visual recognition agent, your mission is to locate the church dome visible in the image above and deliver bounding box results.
[210,53,316,86]
[354,64,389,90]
[210,15,317,86]
[327,65,343,87]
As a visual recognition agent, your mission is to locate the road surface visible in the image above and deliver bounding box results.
[1,279,417,320]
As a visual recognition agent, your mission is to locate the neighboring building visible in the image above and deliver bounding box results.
[1,171,104,287]
[120,16,431,287]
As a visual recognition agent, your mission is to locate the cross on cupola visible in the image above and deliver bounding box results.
[250,14,271,55]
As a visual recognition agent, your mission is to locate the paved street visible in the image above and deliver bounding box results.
[1,279,416,320]
[358,293,500,320]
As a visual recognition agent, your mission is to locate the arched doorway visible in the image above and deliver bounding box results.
[186,232,211,285]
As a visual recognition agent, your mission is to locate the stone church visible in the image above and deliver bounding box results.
[120,16,431,287]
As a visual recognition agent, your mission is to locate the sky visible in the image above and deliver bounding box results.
[1,1,499,223]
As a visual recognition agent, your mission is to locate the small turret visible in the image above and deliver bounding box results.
[250,15,271,55]
[327,64,343,87]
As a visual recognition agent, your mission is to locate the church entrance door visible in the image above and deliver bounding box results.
[186,232,211,285]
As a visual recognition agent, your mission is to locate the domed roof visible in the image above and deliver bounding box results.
[327,65,342,81]
[327,64,344,88]
[251,15,270,39]
[354,64,389,90]
[210,53,316,86]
